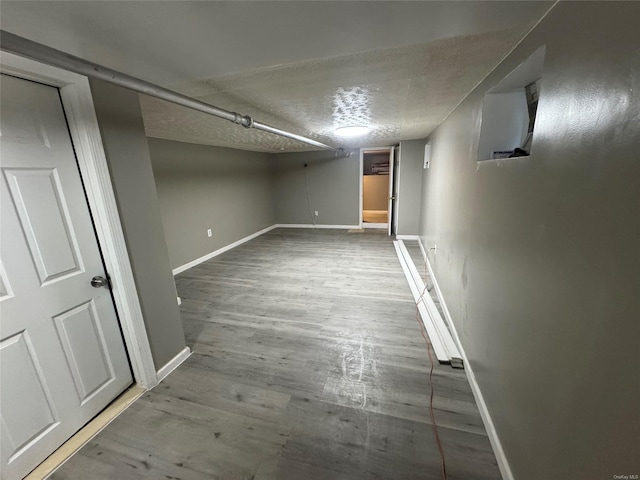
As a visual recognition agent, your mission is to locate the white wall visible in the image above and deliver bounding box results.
[477,90,529,160]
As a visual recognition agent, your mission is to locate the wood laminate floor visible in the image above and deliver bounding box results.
[51,229,499,480]
[363,210,388,224]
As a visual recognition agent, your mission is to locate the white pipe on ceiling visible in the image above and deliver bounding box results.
[0,30,338,152]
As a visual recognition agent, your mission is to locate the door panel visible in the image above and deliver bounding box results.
[0,73,133,479]
[53,301,115,404]
[0,261,12,300]
[4,168,84,283]
[0,331,59,464]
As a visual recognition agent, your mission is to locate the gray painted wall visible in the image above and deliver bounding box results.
[396,140,424,235]
[419,3,639,478]
[273,150,359,226]
[148,139,275,270]
[90,80,186,370]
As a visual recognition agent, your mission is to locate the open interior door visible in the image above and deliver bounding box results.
[387,147,396,236]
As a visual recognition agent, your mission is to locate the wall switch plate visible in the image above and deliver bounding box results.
[314,210,319,216]
[207,229,212,237]
[177,297,182,306]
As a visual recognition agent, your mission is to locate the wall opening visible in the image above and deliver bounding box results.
[477,46,545,161]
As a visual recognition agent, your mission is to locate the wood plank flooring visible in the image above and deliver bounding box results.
[363,210,388,223]
[51,229,499,480]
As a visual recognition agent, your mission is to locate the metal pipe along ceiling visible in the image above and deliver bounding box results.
[0,30,338,152]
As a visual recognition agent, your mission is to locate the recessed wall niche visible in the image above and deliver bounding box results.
[477,46,545,161]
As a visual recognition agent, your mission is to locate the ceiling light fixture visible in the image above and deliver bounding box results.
[334,126,371,137]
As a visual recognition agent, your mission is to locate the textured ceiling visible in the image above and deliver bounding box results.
[0,1,553,152]
[141,27,532,152]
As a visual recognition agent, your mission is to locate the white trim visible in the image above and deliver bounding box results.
[0,52,158,388]
[394,143,402,235]
[387,146,395,236]
[393,241,449,363]
[394,240,463,366]
[395,235,420,241]
[358,150,364,228]
[359,146,395,234]
[418,238,514,480]
[275,223,360,230]
[156,346,191,383]
[396,241,462,367]
[173,224,277,275]
[362,223,388,229]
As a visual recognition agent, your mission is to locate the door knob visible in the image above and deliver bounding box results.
[91,276,109,288]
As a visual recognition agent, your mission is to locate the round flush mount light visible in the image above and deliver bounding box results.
[334,126,371,137]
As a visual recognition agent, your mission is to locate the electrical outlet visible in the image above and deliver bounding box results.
[314,210,319,216]
[207,228,212,237]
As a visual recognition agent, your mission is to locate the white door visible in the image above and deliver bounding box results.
[391,147,400,236]
[387,147,395,236]
[0,74,133,479]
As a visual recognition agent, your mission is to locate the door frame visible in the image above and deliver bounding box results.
[0,52,158,389]
[392,143,401,235]
[386,146,396,236]
[359,146,395,233]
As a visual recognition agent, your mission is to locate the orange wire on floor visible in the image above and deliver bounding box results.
[415,260,448,480]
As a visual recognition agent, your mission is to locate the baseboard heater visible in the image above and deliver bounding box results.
[393,240,463,369]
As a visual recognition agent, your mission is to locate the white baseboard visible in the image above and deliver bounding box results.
[419,238,514,480]
[395,234,420,241]
[171,221,363,275]
[362,223,388,229]
[275,223,361,229]
[156,346,191,383]
[393,241,450,363]
[396,240,462,367]
[172,224,278,275]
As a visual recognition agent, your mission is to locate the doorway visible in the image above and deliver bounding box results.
[0,72,134,480]
[0,52,158,479]
[360,147,396,234]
